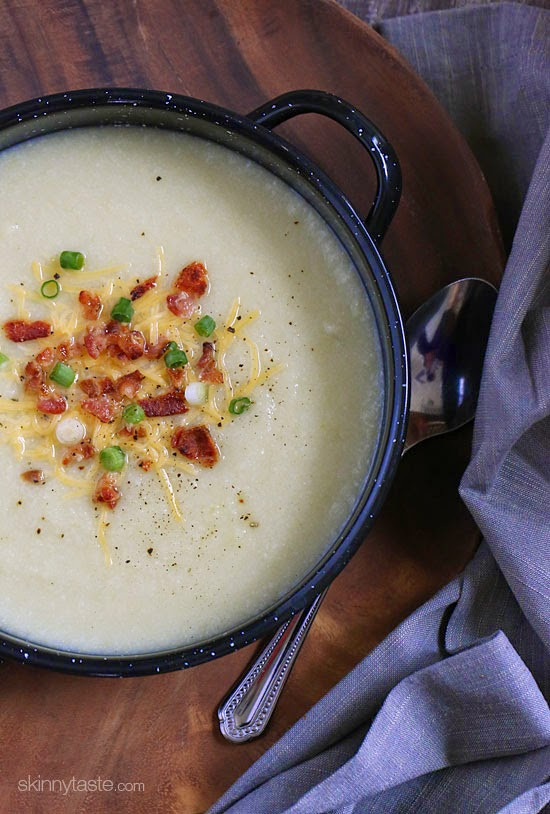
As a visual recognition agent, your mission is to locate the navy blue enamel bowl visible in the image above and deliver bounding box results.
[0,88,408,676]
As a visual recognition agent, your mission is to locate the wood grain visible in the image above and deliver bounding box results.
[0,1,503,812]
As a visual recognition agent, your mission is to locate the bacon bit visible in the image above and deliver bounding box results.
[114,369,145,399]
[175,261,209,297]
[130,275,157,301]
[24,359,48,394]
[4,320,52,342]
[105,320,122,336]
[81,395,120,423]
[56,339,80,361]
[196,342,223,383]
[171,425,219,467]
[138,390,188,417]
[167,291,196,317]
[144,338,170,359]
[37,395,67,414]
[93,473,120,509]
[114,329,146,360]
[62,440,96,467]
[138,459,153,471]
[119,424,147,439]
[35,347,55,367]
[78,290,103,320]
[79,377,116,397]
[84,323,146,361]
[21,469,45,484]
[24,347,56,394]
[83,324,109,359]
[167,366,186,388]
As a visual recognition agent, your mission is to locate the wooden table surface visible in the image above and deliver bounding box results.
[0,1,504,812]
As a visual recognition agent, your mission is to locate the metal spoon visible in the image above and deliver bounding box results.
[218,277,497,742]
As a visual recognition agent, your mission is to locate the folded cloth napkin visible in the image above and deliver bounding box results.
[209,4,550,812]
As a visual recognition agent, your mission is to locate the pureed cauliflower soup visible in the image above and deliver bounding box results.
[0,127,382,655]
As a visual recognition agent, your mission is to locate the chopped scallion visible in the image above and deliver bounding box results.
[164,345,188,368]
[49,362,76,387]
[194,315,216,337]
[0,352,9,368]
[59,250,85,270]
[229,396,253,415]
[122,403,145,424]
[100,446,126,472]
[40,279,60,299]
[184,381,209,405]
[111,297,134,323]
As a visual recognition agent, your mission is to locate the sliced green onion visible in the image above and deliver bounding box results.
[40,279,60,299]
[55,417,86,445]
[99,446,126,472]
[184,381,209,405]
[49,362,76,387]
[229,396,253,415]
[111,297,134,323]
[122,403,145,424]
[59,250,85,270]
[0,352,9,368]
[164,345,188,368]
[194,315,216,337]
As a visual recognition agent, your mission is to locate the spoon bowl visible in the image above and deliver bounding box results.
[405,277,497,451]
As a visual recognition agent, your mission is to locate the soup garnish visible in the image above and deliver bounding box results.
[0,252,280,563]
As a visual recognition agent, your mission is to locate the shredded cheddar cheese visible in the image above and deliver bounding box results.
[0,252,281,562]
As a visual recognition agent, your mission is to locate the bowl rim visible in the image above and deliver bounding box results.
[0,87,409,676]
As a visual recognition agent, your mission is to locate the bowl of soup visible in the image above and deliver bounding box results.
[0,88,408,675]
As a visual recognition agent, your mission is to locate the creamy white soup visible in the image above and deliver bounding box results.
[0,127,382,654]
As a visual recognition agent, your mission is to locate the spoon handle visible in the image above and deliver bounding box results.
[218,590,327,742]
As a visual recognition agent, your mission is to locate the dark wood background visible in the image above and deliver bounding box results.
[0,1,503,812]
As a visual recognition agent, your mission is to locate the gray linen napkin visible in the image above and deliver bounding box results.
[210,4,550,812]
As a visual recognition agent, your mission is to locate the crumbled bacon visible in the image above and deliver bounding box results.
[119,424,147,439]
[93,473,120,509]
[83,324,109,359]
[175,261,209,297]
[35,347,55,367]
[167,291,196,317]
[105,320,122,336]
[4,320,52,342]
[24,360,49,394]
[62,440,96,467]
[130,276,158,301]
[171,425,219,467]
[144,338,171,359]
[79,290,103,320]
[79,377,116,397]
[113,329,146,360]
[81,395,119,423]
[56,339,80,361]
[83,322,146,361]
[24,347,56,394]
[138,459,153,471]
[37,395,67,414]
[138,390,188,417]
[196,342,223,384]
[21,469,45,484]
[167,366,186,388]
[114,369,145,399]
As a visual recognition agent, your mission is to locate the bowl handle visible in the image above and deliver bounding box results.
[247,89,401,245]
